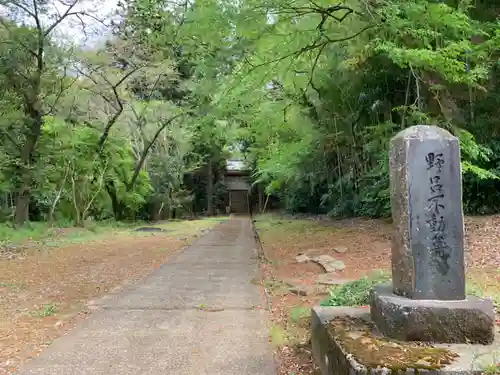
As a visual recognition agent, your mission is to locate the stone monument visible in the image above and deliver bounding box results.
[370,125,495,344]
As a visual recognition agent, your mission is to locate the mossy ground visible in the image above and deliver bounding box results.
[327,316,459,371]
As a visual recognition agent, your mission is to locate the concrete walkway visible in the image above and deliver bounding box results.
[17,217,276,375]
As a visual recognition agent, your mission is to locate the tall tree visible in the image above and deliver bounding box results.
[0,0,103,225]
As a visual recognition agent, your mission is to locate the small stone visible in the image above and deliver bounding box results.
[289,286,311,296]
[330,260,345,271]
[135,227,165,232]
[316,273,352,285]
[414,359,432,367]
[311,255,334,271]
[333,246,348,253]
[346,331,363,339]
[315,285,330,295]
[312,255,346,272]
[295,254,309,264]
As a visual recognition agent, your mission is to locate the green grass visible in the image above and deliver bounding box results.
[0,281,27,290]
[320,270,391,307]
[484,364,500,375]
[0,222,51,244]
[320,271,500,308]
[290,307,311,326]
[253,213,333,239]
[270,324,288,347]
[0,216,227,248]
[467,279,500,308]
[289,307,311,324]
[29,303,57,317]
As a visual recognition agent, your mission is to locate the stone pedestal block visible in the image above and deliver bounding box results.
[370,284,495,344]
[312,305,500,375]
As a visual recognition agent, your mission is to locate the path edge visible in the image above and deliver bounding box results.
[249,217,271,312]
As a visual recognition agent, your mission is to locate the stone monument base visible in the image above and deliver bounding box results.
[370,284,495,344]
[311,306,500,375]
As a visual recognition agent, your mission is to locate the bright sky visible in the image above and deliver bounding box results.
[53,0,119,47]
[0,0,120,47]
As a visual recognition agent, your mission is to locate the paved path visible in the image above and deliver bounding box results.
[17,217,276,375]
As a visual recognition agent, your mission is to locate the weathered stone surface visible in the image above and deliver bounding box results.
[333,246,347,253]
[135,227,166,232]
[289,285,329,296]
[389,125,465,300]
[315,273,352,286]
[370,284,495,344]
[329,260,345,271]
[295,254,309,264]
[289,286,310,296]
[311,255,345,273]
[312,306,500,375]
[284,278,329,296]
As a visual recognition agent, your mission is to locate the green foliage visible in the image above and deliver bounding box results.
[207,0,500,218]
[320,271,391,307]
[3,0,500,227]
[484,364,500,375]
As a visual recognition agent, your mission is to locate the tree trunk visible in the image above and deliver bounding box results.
[263,194,270,214]
[13,191,30,226]
[13,110,43,227]
[106,181,124,220]
[48,164,70,225]
[258,184,264,213]
[206,159,214,216]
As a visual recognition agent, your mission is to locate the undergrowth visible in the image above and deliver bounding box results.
[320,270,390,307]
[320,271,500,309]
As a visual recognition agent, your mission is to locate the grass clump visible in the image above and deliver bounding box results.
[320,270,390,307]
[289,307,311,324]
[30,303,57,317]
[484,364,500,375]
[270,324,288,347]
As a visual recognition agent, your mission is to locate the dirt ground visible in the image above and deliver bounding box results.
[254,213,500,375]
[0,218,224,374]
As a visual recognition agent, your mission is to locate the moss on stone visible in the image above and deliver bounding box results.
[327,316,459,371]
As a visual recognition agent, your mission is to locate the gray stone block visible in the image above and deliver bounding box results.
[389,125,465,300]
[312,305,500,375]
[311,306,368,375]
[370,284,495,344]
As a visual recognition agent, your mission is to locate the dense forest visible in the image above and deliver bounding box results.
[1,0,500,228]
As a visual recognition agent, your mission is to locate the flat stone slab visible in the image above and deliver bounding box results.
[312,306,500,375]
[315,274,353,286]
[333,246,348,253]
[371,284,496,344]
[296,254,309,263]
[16,308,275,375]
[310,255,346,272]
[135,227,167,232]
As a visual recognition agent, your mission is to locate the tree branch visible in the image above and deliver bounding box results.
[127,113,186,190]
[97,66,143,151]
[44,0,79,37]
[43,66,79,116]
